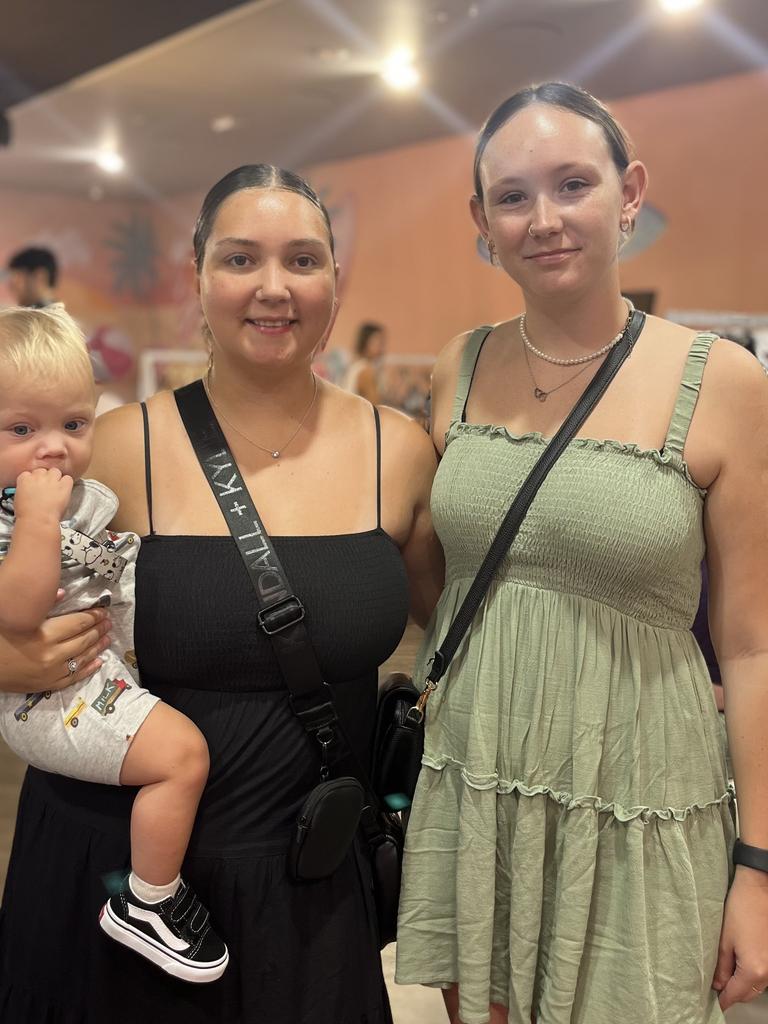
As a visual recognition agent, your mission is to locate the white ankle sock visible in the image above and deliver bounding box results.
[129,871,181,904]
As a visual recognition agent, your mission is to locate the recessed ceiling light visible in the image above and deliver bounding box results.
[658,0,704,12]
[96,150,125,174]
[211,114,237,133]
[382,48,421,91]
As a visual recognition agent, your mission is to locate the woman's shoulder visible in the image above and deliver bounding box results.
[89,389,180,513]
[648,314,765,392]
[697,332,767,432]
[377,403,434,459]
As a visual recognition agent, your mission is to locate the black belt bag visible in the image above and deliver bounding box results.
[289,777,365,881]
[175,380,403,944]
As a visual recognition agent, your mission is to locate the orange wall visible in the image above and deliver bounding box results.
[308,68,768,356]
[2,69,766,371]
[612,70,768,316]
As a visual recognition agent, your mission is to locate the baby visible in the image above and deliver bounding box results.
[0,305,227,983]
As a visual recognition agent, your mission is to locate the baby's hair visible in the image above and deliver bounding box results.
[0,304,95,391]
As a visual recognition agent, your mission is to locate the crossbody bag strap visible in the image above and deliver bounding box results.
[409,308,646,723]
[174,380,349,776]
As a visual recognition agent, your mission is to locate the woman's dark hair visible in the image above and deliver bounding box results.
[193,164,335,271]
[473,82,632,201]
[355,321,385,357]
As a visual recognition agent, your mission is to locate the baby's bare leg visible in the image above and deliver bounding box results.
[119,702,209,885]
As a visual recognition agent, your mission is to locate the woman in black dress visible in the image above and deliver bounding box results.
[0,165,443,1023]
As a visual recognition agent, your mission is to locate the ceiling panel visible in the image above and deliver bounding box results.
[0,0,765,198]
[0,0,252,107]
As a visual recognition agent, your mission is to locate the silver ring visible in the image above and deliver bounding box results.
[528,224,536,238]
[66,658,78,675]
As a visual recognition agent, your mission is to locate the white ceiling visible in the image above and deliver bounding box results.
[2,0,766,199]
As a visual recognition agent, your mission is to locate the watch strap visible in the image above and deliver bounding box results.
[733,839,768,873]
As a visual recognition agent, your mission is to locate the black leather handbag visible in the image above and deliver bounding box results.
[373,672,423,806]
[376,311,646,805]
[175,380,404,946]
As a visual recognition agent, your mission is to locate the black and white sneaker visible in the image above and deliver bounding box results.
[99,880,229,983]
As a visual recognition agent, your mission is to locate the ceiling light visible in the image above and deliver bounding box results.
[96,150,125,174]
[658,0,704,13]
[382,48,420,91]
[211,114,237,133]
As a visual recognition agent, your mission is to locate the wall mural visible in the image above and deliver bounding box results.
[105,212,158,301]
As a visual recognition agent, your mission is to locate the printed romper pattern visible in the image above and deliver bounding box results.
[0,478,159,784]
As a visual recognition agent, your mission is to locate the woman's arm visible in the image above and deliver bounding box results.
[430,332,473,457]
[702,343,768,1009]
[88,402,150,534]
[379,407,444,629]
[0,609,111,693]
[399,439,444,629]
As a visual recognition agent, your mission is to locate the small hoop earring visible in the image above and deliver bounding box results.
[487,238,497,265]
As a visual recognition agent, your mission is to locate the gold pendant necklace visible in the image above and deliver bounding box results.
[203,374,318,459]
[522,341,592,401]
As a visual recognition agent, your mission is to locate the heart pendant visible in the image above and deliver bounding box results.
[534,388,548,402]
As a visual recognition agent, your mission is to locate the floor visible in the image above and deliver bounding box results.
[0,624,764,1022]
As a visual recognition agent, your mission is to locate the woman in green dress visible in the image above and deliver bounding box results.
[395,83,768,1024]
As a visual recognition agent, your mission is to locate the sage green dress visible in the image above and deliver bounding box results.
[395,330,735,1024]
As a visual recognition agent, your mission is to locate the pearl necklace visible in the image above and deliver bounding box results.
[519,299,634,367]
[203,373,318,460]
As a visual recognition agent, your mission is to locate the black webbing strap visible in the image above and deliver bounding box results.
[174,380,341,756]
[413,308,646,715]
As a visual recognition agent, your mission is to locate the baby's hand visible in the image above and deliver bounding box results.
[14,468,73,524]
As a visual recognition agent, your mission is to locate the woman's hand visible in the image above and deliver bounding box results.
[713,867,768,1009]
[0,609,112,693]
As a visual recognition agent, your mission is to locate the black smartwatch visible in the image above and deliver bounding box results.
[733,840,768,873]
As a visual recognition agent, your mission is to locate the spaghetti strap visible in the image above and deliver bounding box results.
[664,332,718,458]
[373,405,382,529]
[451,326,494,424]
[140,401,156,536]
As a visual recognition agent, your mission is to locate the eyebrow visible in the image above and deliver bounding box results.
[213,236,326,249]
[488,163,597,188]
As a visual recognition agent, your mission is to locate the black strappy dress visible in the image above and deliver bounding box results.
[0,404,409,1024]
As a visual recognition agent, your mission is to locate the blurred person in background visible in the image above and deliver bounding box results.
[5,246,59,308]
[345,320,387,403]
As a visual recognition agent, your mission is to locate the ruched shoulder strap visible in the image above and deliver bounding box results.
[450,325,494,424]
[664,332,718,457]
